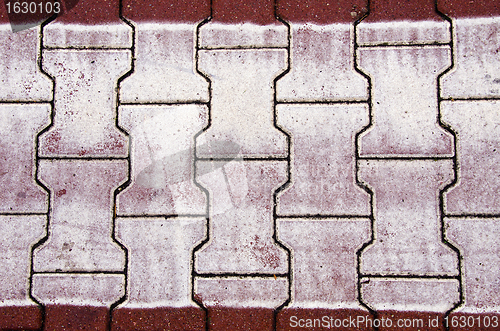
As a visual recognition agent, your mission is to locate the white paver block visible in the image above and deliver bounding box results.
[199,22,287,48]
[116,217,205,308]
[446,218,500,313]
[120,23,209,103]
[358,46,453,156]
[361,278,460,312]
[33,274,125,306]
[277,104,370,216]
[442,17,500,98]
[0,25,52,101]
[0,216,45,306]
[34,160,127,272]
[277,23,367,101]
[359,159,458,275]
[278,218,370,309]
[195,161,288,273]
[196,49,288,157]
[357,20,450,45]
[43,22,132,48]
[39,50,130,157]
[117,105,207,216]
[0,104,50,213]
[442,100,500,214]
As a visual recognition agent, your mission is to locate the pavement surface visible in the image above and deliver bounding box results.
[1,0,500,330]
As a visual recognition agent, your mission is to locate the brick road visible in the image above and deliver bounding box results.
[1,0,500,330]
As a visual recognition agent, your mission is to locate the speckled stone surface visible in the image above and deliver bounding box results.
[1,0,500,330]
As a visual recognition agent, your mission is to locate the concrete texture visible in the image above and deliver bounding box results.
[0,0,499,330]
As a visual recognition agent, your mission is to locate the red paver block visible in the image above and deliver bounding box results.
[39,50,130,157]
[34,160,127,272]
[56,0,120,24]
[0,104,49,213]
[113,217,205,330]
[366,0,440,22]
[196,49,287,157]
[211,0,275,25]
[358,47,453,156]
[117,105,207,215]
[278,219,370,309]
[442,101,500,214]
[277,104,369,215]
[33,275,125,331]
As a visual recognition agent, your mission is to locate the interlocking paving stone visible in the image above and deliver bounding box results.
[442,100,500,214]
[195,161,288,273]
[441,17,500,99]
[278,218,370,308]
[196,49,288,157]
[0,25,52,101]
[0,104,49,213]
[1,0,500,329]
[359,160,457,275]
